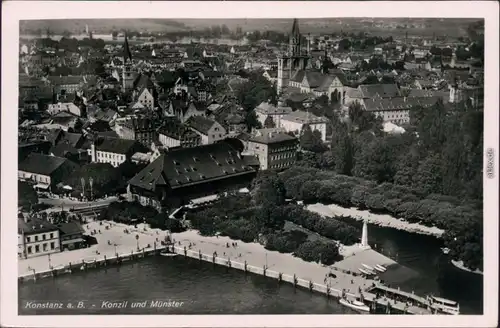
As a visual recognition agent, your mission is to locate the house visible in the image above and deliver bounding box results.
[414,79,434,90]
[46,75,85,94]
[18,215,60,259]
[170,100,207,123]
[19,141,52,162]
[18,153,79,191]
[47,101,84,117]
[279,110,328,141]
[186,116,227,145]
[246,131,298,171]
[136,87,155,110]
[254,102,293,128]
[127,141,257,210]
[90,137,148,167]
[115,116,157,146]
[363,96,441,125]
[56,221,85,250]
[158,119,201,149]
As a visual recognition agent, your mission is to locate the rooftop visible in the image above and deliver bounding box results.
[18,153,71,176]
[255,102,293,115]
[186,116,218,135]
[249,131,297,145]
[128,141,256,191]
[281,110,329,125]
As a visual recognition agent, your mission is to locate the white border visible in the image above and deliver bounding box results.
[2,1,498,327]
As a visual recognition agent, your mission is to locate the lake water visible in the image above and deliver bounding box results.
[18,220,483,315]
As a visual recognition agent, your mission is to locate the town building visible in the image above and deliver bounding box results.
[254,102,293,128]
[115,116,157,146]
[127,141,257,211]
[18,153,79,191]
[158,119,201,149]
[136,87,155,110]
[169,100,207,123]
[57,221,86,251]
[246,130,298,171]
[186,116,227,145]
[89,137,148,167]
[18,215,60,259]
[279,110,328,141]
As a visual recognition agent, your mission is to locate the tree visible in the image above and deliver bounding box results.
[254,175,287,231]
[18,181,39,210]
[299,124,326,153]
[412,153,443,195]
[263,115,276,128]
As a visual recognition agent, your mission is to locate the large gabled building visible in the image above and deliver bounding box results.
[127,141,257,211]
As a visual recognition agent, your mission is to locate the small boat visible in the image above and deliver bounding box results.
[339,298,370,313]
[441,247,450,255]
[362,264,375,271]
[374,264,387,272]
[358,268,375,275]
[427,295,460,315]
[160,249,178,257]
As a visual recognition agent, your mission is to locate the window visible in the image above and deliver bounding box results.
[27,246,32,254]
[34,236,38,242]
[26,236,31,243]
[43,243,48,251]
[35,245,40,253]
[42,234,46,240]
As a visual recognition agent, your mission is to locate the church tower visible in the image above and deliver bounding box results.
[277,18,311,95]
[122,34,135,92]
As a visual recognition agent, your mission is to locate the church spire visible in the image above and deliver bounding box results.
[124,33,132,63]
[291,18,300,37]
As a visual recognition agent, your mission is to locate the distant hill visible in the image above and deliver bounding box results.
[20,19,189,35]
[20,18,482,38]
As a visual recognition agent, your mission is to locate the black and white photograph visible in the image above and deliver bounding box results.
[1,1,498,327]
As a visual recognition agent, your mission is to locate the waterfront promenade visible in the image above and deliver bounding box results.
[18,220,432,314]
[307,203,444,237]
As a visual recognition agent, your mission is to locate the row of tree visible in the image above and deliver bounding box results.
[278,166,483,271]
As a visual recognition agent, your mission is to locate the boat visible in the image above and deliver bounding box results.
[358,268,375,276]
[441,247,450,254]
[339,298,370,313]
[362,264,375,271]
[374,264,387,272]
[427,295,460,315]
[160,249,178,257]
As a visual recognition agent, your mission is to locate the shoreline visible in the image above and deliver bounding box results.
[307,203,445,238]
[18,221,434,314]
[451,260,483,275]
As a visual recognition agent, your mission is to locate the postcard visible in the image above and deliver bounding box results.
[1,1,498,327]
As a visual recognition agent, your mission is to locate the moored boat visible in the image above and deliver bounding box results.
[441,247,450,255]
[362,263,375,271]
[160,249,178,257]
[339,298,370,313]
[374,264,386,272]
[358,268,375,276]
[427,295,460,315]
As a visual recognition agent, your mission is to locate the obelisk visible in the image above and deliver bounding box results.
[361,220,370,249]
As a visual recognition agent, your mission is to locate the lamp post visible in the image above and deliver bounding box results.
[265,252,268,270]
[89,177,93,201]
[48,253,52,269]
[135,234,139,251]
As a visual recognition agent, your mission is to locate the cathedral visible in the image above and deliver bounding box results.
[276,19,312,94]
[276,19,346,105]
